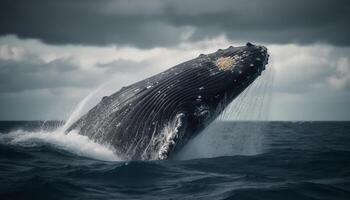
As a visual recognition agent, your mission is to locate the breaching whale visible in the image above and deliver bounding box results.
[66,43,269,160]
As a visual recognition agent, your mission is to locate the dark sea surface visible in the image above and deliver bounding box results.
[0,121,349,200]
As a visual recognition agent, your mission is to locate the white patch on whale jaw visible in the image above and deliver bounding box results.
[215,56,239,71]
[145,113,185,160]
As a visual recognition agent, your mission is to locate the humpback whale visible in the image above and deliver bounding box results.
[66,43,269,160]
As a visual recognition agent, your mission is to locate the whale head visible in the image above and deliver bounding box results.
[212,42,268,98]
[189,42,269,120]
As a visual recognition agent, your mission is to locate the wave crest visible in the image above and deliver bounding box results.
[0,129,121,161]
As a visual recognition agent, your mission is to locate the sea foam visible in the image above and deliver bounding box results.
[0,129,120,161]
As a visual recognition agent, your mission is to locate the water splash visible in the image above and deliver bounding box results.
[150,113,185,160]
[61,75,143,133]
[0,129,120,161]
[0,82,126,161]
[61,85,106,132]
[219,65,275,121]
[177,65,275,160]
[0,97,123,161]
[18,78,138,162]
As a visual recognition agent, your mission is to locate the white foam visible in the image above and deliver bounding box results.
[0,129,121,161]
[157,113,184,159]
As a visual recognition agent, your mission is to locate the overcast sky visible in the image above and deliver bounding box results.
[0,0,349,121]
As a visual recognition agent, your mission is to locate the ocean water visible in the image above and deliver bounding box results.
[0,121,349,200]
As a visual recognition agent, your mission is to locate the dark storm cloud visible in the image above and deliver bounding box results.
[0,55,97,93]
[1,0,349,47]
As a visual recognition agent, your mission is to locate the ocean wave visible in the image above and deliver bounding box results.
[0,129,120,161]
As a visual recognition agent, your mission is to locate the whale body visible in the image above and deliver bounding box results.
[66,43,269,160]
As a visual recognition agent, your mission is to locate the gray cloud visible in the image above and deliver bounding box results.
[0,55,99,93]
[1,0,349,48]
[270,45,350,94]
[96,59,150,74]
